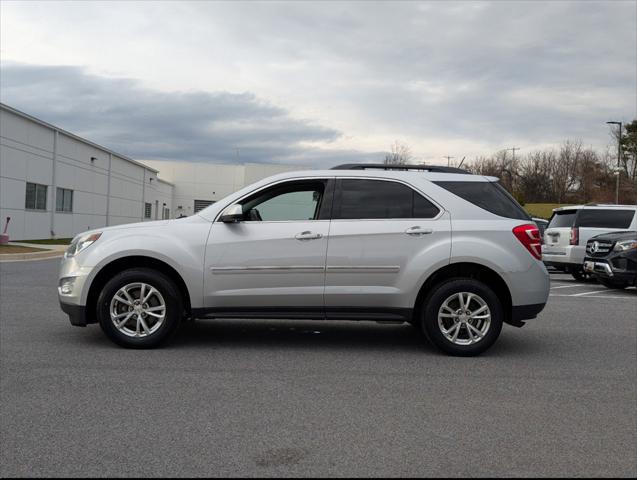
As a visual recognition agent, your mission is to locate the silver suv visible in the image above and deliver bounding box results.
[58,164,549,356]
[542,204,637,280]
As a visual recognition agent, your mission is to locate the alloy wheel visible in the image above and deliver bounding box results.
[437,292,491,345]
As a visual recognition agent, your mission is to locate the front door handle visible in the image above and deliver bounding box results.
[405,226,433,236]
[295,231,323,240]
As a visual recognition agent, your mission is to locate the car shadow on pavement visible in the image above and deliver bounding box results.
[161,319,543,358]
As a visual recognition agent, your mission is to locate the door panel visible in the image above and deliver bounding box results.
[324,214,451,311]
[203,178,333,311]
[205,221,329,308]
[324,178,451,313]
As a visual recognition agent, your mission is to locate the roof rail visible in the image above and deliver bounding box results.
[330,163,470,174]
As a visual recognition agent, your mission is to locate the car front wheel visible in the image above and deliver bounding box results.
[97,268,183,348]
[421,279,503,356]
[597,277,630,289]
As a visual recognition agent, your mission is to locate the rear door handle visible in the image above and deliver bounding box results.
[295,231,323,240]
[405,226,433,236]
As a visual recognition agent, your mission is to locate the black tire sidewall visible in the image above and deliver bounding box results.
[97,268,183,348]
[422,278,503,356]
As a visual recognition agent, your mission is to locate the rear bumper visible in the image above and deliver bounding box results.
[507,302,546,327]
[542,245,586,267]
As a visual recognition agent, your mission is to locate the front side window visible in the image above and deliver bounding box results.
[56,188,73,213]
[333,179,439,220]
[240,180,327,222]
[25,182,47,210]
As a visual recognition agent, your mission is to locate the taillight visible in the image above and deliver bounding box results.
[569,227,579,246]
[513,224,542,260]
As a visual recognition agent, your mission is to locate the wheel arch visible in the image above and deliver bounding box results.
[85,256,192,324]
[414,262,515,326]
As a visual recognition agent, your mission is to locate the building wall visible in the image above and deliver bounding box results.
[141,159,299,217]
[0,105,173,240]
[1,103,307,240]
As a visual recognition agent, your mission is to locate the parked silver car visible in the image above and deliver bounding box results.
[58,164,549,356]
[542,204,637,280]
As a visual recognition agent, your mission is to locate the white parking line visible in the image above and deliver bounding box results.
[550,293,637,300]
[570,289,613,296]
[550,284,588,289]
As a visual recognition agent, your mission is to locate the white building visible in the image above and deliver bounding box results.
[0,103,300,240]
[141,159,298,218]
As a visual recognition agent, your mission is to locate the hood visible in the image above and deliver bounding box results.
[71,215,205,240]
[588,230,637,243]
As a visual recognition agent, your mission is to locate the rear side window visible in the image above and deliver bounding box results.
[575,209,635,229]
[434,181,529,220]
[334,179,440,219]
[548,210,577,228]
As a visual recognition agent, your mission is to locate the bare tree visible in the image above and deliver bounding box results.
[384,141,413,165]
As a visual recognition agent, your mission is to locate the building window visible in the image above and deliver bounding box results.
[25,182,47,210]
[194,199,214,213]
[144,202,152,219]
[56,188,73,213]
[162,207,170,220]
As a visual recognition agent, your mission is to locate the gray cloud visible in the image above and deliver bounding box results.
[0,1,635,161]
[0,63,374,166]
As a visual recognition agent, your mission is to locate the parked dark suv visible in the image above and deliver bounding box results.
[584,231,637,289]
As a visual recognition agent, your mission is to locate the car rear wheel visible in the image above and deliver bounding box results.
[97,268,183,348]
[421,279,503,356]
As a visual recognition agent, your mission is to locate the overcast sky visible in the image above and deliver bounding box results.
[1,0,635,166]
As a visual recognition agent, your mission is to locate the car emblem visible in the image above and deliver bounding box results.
[591,241,599,253]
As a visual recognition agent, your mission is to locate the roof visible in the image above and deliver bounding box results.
[242,168,494,184]
[0,102,159,174]
[553,204,637,212]
[330,163,470,174]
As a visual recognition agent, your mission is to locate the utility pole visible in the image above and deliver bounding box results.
[606,121,622,204]
[507,147,520,163]
[504,147,520,190]
[443,155,454,167]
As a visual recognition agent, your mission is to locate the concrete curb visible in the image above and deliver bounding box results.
[0,242,67,262]
[0,249,64,262]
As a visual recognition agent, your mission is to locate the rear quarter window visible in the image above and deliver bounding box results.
[433,181,530,220]
[575,209,635,229]
[548,210,577,228]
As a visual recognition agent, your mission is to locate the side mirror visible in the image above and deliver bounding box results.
[219,204,243,223]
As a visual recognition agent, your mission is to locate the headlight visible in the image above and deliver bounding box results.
[613,239,637,252]
[65,232,102,257]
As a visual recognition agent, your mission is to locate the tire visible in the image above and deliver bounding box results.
[421,278,503,356]
[597,277,629,289]
[570,269,591,282]
[97,268,183,348]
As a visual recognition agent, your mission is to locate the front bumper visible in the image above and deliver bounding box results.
[60,302,88,327]
[58,255,94,326]
[583,256,637,282]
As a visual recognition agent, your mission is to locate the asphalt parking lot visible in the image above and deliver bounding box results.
[1,258,635,477]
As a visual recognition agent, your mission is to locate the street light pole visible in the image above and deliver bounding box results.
[606,121,622,204]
